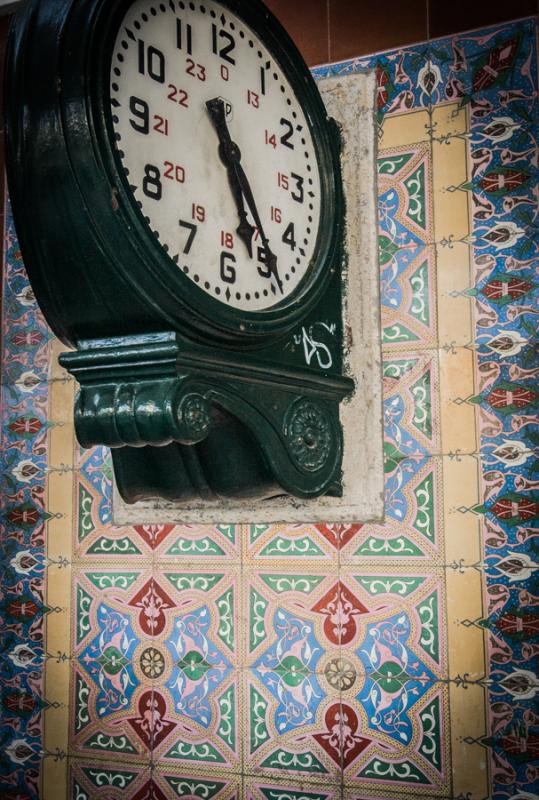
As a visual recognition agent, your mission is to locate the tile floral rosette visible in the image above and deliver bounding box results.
[1,14,538,800]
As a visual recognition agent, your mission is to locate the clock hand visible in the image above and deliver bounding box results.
[233,160,284,295]
[206,98,255,258]
[206,98,284,295]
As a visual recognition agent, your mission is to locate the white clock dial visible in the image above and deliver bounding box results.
[111,0,323,312]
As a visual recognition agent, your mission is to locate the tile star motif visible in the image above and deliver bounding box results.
[165,605,233,728]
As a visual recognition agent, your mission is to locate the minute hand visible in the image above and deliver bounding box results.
[205,98,283,295]
[233,159,283,295]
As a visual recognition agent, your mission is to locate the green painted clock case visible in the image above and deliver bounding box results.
[5,0,355,503]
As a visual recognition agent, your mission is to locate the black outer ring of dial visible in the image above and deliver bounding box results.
[5,0,344,348]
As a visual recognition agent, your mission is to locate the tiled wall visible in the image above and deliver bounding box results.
[1,7,538,800]
[266,0,537,65]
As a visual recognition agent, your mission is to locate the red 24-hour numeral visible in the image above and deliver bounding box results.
[167,84,189,107]
[247,90,260,108]
[192,204,206,222]
[186,59,206,81]
[164,162,186,183]
[221,231,234,249]
[153,115,169,135]
[277,172,289,190]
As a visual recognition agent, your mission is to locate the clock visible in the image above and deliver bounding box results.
[111,0,324,314]
[5,0,355,503]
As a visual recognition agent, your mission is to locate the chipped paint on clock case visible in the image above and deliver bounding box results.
[1,14,538,800]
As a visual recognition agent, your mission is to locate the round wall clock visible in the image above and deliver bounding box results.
[6,0,354,503]
[111,0,325,314]
[7,0,342,346]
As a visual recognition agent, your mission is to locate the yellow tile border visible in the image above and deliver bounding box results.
[43,342,74,798]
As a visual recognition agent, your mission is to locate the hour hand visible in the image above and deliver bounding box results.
[206,99,255,257]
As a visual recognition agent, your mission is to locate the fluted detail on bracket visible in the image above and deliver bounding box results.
[74,380,212,448]
[60,333,214,449]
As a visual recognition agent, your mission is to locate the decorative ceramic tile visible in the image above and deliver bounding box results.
[151,768,241,799]
[244,523,340,564]
[71,567,156,762]
[340,456,443,563]
[246,780,339,800]
[147,567,241,772]
[68,759,152,798]
[75,454,239,561]
[1,15,538,800]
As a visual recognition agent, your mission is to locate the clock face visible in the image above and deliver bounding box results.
[110,0,323,313]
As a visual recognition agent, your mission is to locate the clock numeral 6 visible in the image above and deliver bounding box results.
[220,251,237,284]
[138,40,166,84]
[142,164,162,201]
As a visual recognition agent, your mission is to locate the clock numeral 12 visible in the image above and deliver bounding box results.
[212,24,236,65]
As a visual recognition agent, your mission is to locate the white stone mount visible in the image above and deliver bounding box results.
[114,71,384,525]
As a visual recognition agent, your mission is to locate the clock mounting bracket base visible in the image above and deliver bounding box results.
[60,331,353,502]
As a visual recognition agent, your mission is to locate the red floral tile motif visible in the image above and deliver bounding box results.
[313,703,371,768]
[128,691,175,750]
[314,524,363,550]
[133,524,176,550]
[129,579,176,636]
[311,582,368,645]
